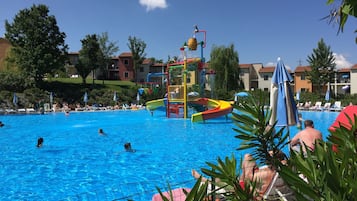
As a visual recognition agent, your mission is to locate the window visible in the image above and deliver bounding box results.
[113,72,119,79]
[301,74,306,80]
[124,59,129,66]
[264,75,269,80]
[264,88,268,91]
[140,67,144,72]
[124,72,129,78]
[301,88,307,92]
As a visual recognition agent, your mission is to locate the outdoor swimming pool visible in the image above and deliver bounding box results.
[0,109,339,200]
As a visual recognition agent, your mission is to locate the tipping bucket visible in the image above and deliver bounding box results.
[188,37,197,50]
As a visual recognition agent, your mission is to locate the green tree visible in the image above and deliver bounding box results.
[325,0,357,43]
[76,34,104,85]
[4,4,68,86]
[127,36,147,83]
[0,71,33,91]
[98,32,119,84]
[306,38,336,95]
[209,44,241,95]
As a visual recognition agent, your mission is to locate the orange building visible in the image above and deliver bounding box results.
[294,66,312,93]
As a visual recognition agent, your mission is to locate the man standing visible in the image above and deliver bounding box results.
[290,120,322,152]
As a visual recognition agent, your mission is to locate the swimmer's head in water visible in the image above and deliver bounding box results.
[37,137,44,148]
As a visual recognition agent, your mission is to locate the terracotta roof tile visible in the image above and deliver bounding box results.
[351,64,357,69]
[239,64,252,69]
[152,63,166,67]
[294,66,311,73]
[142,59,152,65]
[259,66,275,73]
[119,52,132,57]
[338,68,350,73]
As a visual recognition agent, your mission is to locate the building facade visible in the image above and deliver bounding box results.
[1,37,357,95]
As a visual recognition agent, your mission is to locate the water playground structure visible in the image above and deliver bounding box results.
[145,26,233,122]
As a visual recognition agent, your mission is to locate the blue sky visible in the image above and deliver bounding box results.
[1,0,356,70]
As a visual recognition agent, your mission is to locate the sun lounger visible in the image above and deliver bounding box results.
[5,109,16,114]
[330,101,342,111]
[296,103,304,110]
[318,102,331,111]
[324,102,331,110]
[300,101,311,110]
[263,172,295,201]
[26,108,36,113]
[309,101,322,111]
[18,108,26,113]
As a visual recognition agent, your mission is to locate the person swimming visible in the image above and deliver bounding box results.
[98,128,105,135]
[124,142,135,152]
[0,121,4,127]
[37,137,44,148]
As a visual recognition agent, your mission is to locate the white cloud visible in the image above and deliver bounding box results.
[265,61,291,71]
[139,0,168,11]
[333,53,353,69]
[265,62,274,67]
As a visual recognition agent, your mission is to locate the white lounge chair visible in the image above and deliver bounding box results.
[300,101,311,110]
[263,172,295,201]
[309,101,322,111]
[319,102,331,111]
[330,101,342,111]
[18,108,26,113]
[26,108,36,113]
[296,103,304,110]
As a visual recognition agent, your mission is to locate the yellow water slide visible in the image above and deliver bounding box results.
[146,99,165,111]
[191,98,233,122]
[146,98,233,122]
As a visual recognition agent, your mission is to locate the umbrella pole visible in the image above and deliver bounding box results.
[287,125,293,155]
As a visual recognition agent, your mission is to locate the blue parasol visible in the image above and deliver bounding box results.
[13,93,18,106]
[50,92,53,103]
[235,92,249,97]
[83,92,88,104]
[136,92,140,104]
[325,90,330,102]
[113,91,118,102]
[269,58,298,127]
[138,88,145,95]
[234,91,249,102]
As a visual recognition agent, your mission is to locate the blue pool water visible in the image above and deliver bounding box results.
[0,109,338,200]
